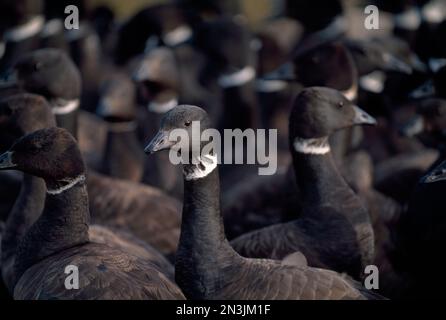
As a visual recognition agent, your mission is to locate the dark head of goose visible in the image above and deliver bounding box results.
[145,105,278,177]
[0,127,85,193]
[1,48,81,115]
[0,93,55,150]
[289,87,377,155]
[144,105,218,180]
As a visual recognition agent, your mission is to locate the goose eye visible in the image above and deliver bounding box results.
[185,121,191,127]
[338,101,344,108]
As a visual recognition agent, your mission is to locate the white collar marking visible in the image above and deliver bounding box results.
[255,79,288,93]
[47,174,86,195]
[359,71,386,93]
[341,82,358,101]
[394,8,421,30]
[163,25,192,46]
[148,98,178,114]
[41,19,63,38]
[4,16,45,42]
[52,99,80,115]
[293,137,330,155]
[422,0,446,23]
[108,121,137,133]
[184,154,218,181]
[218,66,256,88]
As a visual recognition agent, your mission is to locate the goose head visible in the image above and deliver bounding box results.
[144,104,212,155]
[0,93,55,151]
[289,87,376,141]
[3,48,81,105]
[0,127,84,184]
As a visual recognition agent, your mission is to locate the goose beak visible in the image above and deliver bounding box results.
[410,80,435,99]
[353,106,377,125]
[0,151,17,170]
[382,52,413,74]
[261,62,295,81]
[421,160,446,184]
[144,130,175,154]
[399,115,424,137]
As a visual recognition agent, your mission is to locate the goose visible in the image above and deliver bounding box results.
[144,104,384,300]
[96,71,145,182]
[0,127,185,300]
[1,48,182,256]
[230,87,376,280]
[0,0,44,73]
[0,94,174,294]
[133,47,184,198]
[193,16,259,131]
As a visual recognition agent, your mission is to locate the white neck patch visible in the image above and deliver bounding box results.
[422,0,446,23]
[163,25,192,46]
[41,19,63,38]
[52,99,80,115]
[108,121,137,133]
[184,154,218,181]
[394,8,421,30]
[47,174,86,195]
[218,66,256,88]
[359,71,386,93]
[341,82,358,101]
[4,16,44,42]
[293,136,330,155]
[255,79,288,93]
[148,98,178,114]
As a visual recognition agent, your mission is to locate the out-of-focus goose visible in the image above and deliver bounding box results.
[96,71,144,182]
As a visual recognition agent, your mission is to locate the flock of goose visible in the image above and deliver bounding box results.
[0,0,446,300]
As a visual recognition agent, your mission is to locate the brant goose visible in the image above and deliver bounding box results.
[145,104,383,300]
[133,47,184,198]
[230,87,376,279]
[0,94,174,293]
[0,127,185,300]
[0,0,44,73]
[96,71,144,182]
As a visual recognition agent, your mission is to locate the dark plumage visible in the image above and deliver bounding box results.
[0,94,174,293]
[145,104,383,300]
[96,71,144,182]
[2,48,183,256]
[0,127,185,300]
[230,87,376,279]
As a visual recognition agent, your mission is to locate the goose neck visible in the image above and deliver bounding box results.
[14,178,90,280]
[176,167,239,298]
[1,174,45,272]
